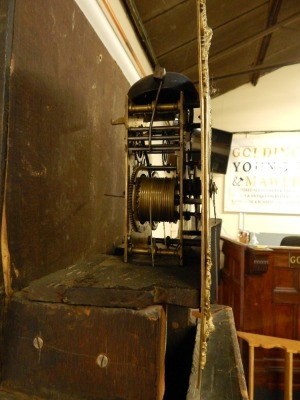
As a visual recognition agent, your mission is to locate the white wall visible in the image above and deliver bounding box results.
[211,64,300,241]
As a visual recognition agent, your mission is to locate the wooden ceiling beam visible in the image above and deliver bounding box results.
[250,0,283,86]
[210,10,300,63]
[210,59,300,81]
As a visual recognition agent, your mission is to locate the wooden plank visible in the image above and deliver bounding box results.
[0,0,14,206]
[5,0,129,289]
[25,254,200,309]
[187,305,249,400]
[1,292,166,400]
[0,0,15,294]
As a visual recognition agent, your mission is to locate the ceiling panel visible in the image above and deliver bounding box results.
[143,2,197,57]
[130,0,184,22]
[123,0,300,97]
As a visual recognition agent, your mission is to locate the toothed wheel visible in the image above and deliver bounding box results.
[128,166,148,233]
[128,167,159,233]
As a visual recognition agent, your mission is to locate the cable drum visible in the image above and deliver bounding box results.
[136,177,177,224]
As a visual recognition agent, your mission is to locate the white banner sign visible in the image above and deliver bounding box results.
[224,132,300,214]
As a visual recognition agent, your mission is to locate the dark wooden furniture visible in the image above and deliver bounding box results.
[219,237,300,392]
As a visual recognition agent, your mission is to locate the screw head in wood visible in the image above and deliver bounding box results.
[33,336,43,350]
[96,353,109,368]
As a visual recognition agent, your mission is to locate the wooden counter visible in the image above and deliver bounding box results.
[219,237,300,392]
